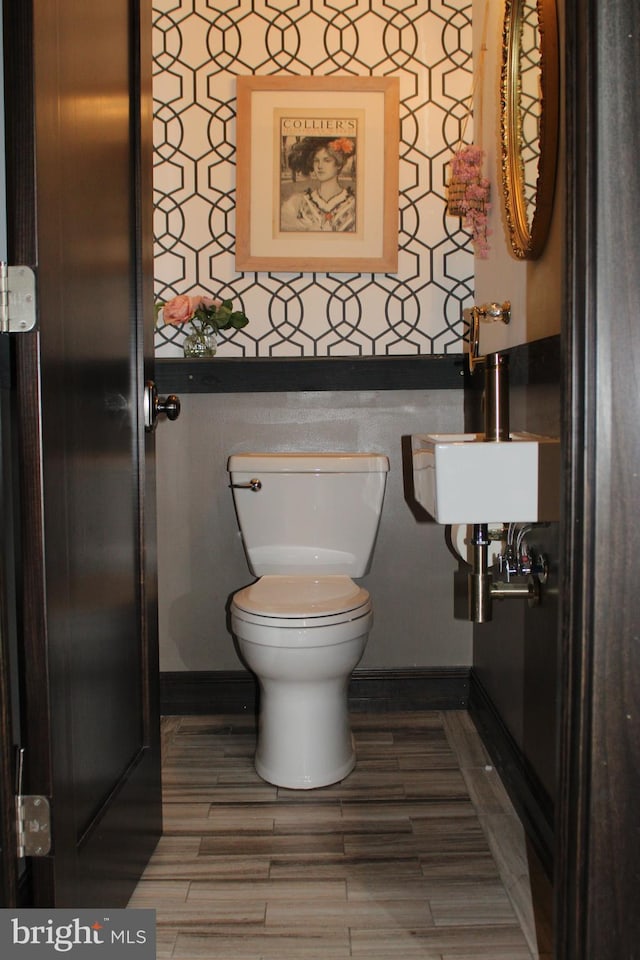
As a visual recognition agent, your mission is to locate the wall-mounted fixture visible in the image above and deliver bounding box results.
[468,301,511,373]
[411,332,559,622]
[468,302,512,441]
[412,421,558,623]
[411,429,560,525]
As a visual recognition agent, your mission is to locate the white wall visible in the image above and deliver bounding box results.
[472,0,564,354]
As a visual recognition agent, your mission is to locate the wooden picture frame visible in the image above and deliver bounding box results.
[235,76,400,273]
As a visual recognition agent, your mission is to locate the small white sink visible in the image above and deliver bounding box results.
[411,432,560,524]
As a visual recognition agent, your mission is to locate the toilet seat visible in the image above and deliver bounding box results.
[231,575,371,629]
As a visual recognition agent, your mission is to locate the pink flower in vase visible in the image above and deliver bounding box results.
[155,291,250,357]
[161,294,218,326]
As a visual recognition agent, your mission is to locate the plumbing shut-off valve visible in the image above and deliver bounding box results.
[468,523,548,623]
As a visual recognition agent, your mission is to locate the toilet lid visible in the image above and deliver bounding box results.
[232,575,370,625]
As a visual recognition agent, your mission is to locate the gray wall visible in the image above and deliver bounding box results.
[156,388,472,672]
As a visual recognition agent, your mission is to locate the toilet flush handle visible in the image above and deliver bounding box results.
[230,478,262,492]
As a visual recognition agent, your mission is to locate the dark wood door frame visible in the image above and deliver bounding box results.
[0,336,20,906]
[0,0,160,906]
[557,0,640,955]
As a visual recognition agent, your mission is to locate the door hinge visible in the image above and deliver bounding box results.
[0,263,37,334]
[16,795,51,858]
[14,747,51,858]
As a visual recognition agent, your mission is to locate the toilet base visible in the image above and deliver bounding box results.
[253,678,357,789]
[255,740,356,790]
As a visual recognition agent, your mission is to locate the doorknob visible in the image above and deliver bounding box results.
[144,380,181,432]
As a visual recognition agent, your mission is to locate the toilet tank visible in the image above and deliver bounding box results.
[228,452,390,576]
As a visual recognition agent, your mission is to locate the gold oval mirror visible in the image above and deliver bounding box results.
[501,0,559,259]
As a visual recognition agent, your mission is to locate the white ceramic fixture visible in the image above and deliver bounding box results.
[228,452,389,789]
[411,432,560,524]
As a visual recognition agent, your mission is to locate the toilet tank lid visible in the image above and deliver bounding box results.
[227,452,390,473]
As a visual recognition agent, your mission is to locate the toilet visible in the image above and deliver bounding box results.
[228,452,389,789]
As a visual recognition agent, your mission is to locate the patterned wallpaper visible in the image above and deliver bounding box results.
[153,0,474,358]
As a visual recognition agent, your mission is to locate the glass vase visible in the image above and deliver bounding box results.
[183,329,217,358]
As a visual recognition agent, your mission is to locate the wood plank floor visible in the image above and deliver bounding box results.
[128,710,553,959]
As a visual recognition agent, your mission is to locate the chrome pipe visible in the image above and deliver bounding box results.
[484,353,510,442]
[468,524,493,623]
[467,522,542,622]
[491,578,541,606]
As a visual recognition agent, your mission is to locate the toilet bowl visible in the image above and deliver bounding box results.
[228,452,389,789]
[232,575,371,788]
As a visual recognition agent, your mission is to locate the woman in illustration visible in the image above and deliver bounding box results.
[280,136,356,233]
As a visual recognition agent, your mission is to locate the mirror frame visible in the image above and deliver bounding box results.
[500,0,559,260]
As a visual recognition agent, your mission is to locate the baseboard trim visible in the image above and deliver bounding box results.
[160,667,470,717]
[160,671,259,716]
[348,667,469,712]
[468,670,554,879]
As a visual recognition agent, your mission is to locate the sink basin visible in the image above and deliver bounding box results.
[411,432,560,524]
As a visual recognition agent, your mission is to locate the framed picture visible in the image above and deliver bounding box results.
[235,76,400,273]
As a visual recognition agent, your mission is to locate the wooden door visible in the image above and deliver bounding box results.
[2,0,161,906]
[557,0,640,955]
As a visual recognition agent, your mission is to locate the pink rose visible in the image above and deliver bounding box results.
[161,294,223,325]
[162,295,197,326]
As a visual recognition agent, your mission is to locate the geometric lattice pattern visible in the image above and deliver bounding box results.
[153,0,474,357]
